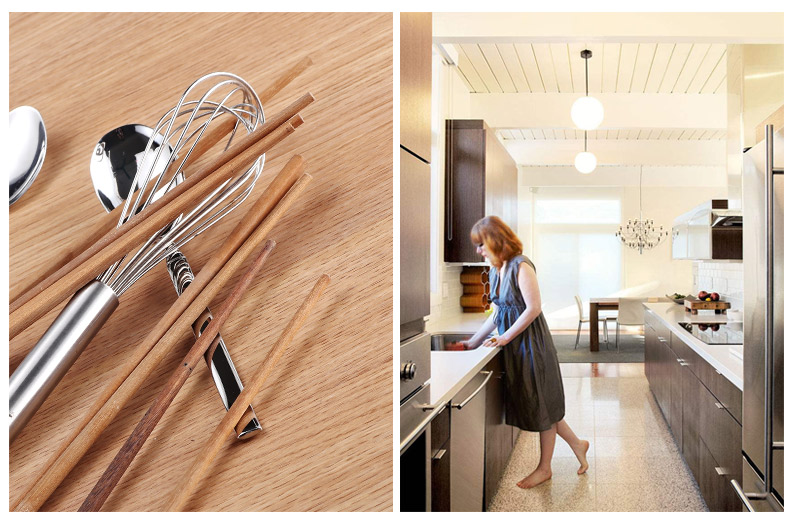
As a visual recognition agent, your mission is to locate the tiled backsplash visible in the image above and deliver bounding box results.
[692,261,744,312]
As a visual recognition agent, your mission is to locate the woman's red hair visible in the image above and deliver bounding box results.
[470,216,522,267]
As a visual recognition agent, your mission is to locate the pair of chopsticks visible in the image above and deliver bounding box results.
[9,59,315,341]
[12,156,311,512]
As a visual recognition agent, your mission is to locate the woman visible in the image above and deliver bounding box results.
[463,216,589,489]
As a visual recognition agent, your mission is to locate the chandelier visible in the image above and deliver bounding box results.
[616,167,668,254]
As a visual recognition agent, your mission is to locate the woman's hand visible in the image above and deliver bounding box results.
[483,334,511,347]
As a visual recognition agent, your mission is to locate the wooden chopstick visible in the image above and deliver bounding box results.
[166,274,330,511]
[10,95,313,339]
[79,239,278,512]
[9,56,313,305]
[12,164,310,512]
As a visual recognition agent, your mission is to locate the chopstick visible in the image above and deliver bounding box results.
[10,94,313,339]
[79,239,278,512]
[172,276,330,510]
[12,162,310,512]
[166,274,330,511]
[9,55,313,305]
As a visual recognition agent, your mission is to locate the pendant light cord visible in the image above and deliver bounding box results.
[585,52,589,96]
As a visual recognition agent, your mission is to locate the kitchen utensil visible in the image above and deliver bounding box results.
[13,162,310,513]
[80,240,278,511]
[9,96,311,339]
[166,274,330,511]
[91,124,261,439]
[10,72,267,442]
[9,106,47,205]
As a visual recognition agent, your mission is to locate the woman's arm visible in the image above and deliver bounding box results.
[483,262,542,347]
[465,311,497,349]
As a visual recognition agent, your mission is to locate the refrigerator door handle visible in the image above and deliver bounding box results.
[763,124,777,496]
[730,479,761,512]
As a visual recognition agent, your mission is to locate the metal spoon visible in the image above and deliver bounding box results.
[9,106,47,205]
[90,124,262,439]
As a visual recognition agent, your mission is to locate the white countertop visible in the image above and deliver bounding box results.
[430,346,499,405]
[643,302,744,390]
[426,312,490,335]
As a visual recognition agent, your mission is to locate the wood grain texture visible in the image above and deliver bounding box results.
[9,12,393,512]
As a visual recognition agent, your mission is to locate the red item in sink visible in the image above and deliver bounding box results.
[445,341,466,351]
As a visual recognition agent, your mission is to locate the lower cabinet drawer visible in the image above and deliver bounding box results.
[431,439,451,512]
[699,383,742,483]
[698,438,742,512]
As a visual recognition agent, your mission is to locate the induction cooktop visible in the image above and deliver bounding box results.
[678,322,744,345]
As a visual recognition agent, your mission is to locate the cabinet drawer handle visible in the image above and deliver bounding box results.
[730,479,759,512]
[432,449,447,461]
[714,402,725,409]
[679,362,690,367]
[451,371,493,409]
[715,466,728,476]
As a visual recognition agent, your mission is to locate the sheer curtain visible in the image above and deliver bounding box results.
[528,187,623,330]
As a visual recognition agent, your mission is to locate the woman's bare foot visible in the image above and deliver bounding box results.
[516,466,552,489]
[573,439,590,474]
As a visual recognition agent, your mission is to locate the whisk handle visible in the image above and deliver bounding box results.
[10,280,118,442]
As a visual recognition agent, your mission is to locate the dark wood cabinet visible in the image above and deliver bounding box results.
[483,352,511,510]
[431,407,451,512]
[644,308,743,511]
[400,12,432,161]
[444,120,518,263]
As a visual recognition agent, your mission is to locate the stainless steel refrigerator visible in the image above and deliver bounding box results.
[733,125,784,511]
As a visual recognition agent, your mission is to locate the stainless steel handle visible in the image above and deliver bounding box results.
[715,402,725,409]
[451,371,493,409]
[715,466,728,476]
[400,402,447,454]
[9,280,118,442]
[679,362,690,367]
[446,122,453,241]
[432,449,447,461]
[764,124,776,495]
[730,479,758,512]
[166,252,261,439]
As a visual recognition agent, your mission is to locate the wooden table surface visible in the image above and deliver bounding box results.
[9,12,393,512]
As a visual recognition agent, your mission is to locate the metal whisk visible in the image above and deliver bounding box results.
[10,73,265,441]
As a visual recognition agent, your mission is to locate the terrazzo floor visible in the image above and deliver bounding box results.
[488,363,708,512]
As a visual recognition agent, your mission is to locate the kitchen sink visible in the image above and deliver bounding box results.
[431,333,487,351]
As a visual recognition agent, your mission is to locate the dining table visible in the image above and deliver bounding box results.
[589,297,619,352]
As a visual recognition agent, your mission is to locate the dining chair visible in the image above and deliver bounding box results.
[615,297,645,352]
[574,295,609,349]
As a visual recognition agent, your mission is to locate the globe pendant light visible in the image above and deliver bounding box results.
[571,49,604,130]
[575,131,596,174]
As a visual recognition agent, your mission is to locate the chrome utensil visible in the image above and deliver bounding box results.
[90,124,261,439]
[9,106,47,205]
[10,73,265,441]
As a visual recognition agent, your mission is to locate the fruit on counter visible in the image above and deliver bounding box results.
[712,324,720,332]
[710,292,720,301]
[698,290,709,300]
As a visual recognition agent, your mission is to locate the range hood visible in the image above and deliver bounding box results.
[672,200,743,260]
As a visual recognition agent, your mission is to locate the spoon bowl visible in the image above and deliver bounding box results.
[9,106,47,205]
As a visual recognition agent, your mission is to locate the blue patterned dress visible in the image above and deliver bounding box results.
[490,254,566,432]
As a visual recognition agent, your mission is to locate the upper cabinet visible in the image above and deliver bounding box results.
[400,12,432,162]
[444,120,518,263]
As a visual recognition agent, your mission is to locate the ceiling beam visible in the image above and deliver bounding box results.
[433,13,784,44]
[505,138,726,166]
[467,92,726,129]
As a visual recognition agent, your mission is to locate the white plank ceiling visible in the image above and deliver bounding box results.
[454,42,727,95]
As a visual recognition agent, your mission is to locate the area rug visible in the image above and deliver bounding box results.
[551,332,644,363]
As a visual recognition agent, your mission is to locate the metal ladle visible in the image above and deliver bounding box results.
[90,124,261,439]
[9,106,47,205]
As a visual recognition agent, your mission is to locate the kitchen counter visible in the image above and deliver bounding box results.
[426,312,490,334]
[643,303,743,390]
[430,346,499,406]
